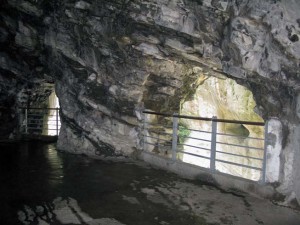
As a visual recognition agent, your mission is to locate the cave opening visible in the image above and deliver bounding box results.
[44,90,61,136]
[19,85,61,137]
[178,75,266,181]
[0,0,300,220]
[141,72,277,182]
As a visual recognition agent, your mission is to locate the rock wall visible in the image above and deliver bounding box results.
[0,0,299,205]
[43,0,229,155]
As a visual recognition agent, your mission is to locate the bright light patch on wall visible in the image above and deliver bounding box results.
[46,91,61,136]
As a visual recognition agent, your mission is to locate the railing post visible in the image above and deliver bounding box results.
[18,108,23,134]
[25,108,28,134]
[43,108,46,135]
[210,116,217,171]
[171,113,178,161]
[262,120,269,183]
[56,107,59,136]
[142,112,147,151]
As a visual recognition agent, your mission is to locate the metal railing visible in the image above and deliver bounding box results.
[142,111,267,182]
[19,107,61,136]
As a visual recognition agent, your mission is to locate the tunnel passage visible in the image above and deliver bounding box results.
[142,75,274,181]
[19,88,61,137]
[180,76,265,180]
[0,0,299,207]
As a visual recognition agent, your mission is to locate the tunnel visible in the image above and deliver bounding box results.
[0,0,300,224]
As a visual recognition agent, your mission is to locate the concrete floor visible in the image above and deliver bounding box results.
[17,162,300,225]
[2,142,300,225]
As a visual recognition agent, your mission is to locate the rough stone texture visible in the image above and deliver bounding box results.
[266,118,282,183]
[0,0,300,206]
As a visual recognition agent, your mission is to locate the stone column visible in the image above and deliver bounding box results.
[265,118,282,183]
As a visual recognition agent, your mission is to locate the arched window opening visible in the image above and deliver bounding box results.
[44,91,61,136]
[179,76,264,181]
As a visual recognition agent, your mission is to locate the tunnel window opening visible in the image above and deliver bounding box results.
[179,76,265,181]
[44,90,61,136]
[21,89,61,137]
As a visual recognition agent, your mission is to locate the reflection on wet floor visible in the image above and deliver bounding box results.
[18,197,125,225]
[0,142,300,225]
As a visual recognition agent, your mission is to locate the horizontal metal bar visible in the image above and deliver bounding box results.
[216,119,264,126]
[148,130,172,136]
[175,114,213,122]
[143,135,171,142]
[216,132,264,141]
[27,124,61,130]
[27,118,43,121]
[26,111,53,113]
[216,141,264,151]
[144,121,169,126]
[27,113,57,116]
[143,111,212,122]
[27,118,60,124]
[143,111,173,118]
[143,111,265,126]
[27,122,42,125]
[27,122,43,125]
[181,136,211,143]
[27,114,44,116]
[215,159,262,171]
[27,122,43,124]
[216,150,263,161]
[144,141,157,146]
[184,128,212,134]
[20,107,60,110]
[177,143,211,151]
[177,150,211,160]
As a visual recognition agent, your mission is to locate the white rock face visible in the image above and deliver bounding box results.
[181,76,264,181]
[293,125,300,204]
[265,118,282,183]
[277,123,300,205]
[297,94,300,119]
[224,0,300,86]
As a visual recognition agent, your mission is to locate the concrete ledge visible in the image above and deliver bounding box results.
[138,151,276,199]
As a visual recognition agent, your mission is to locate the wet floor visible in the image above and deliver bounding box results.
[0,142,300,225]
